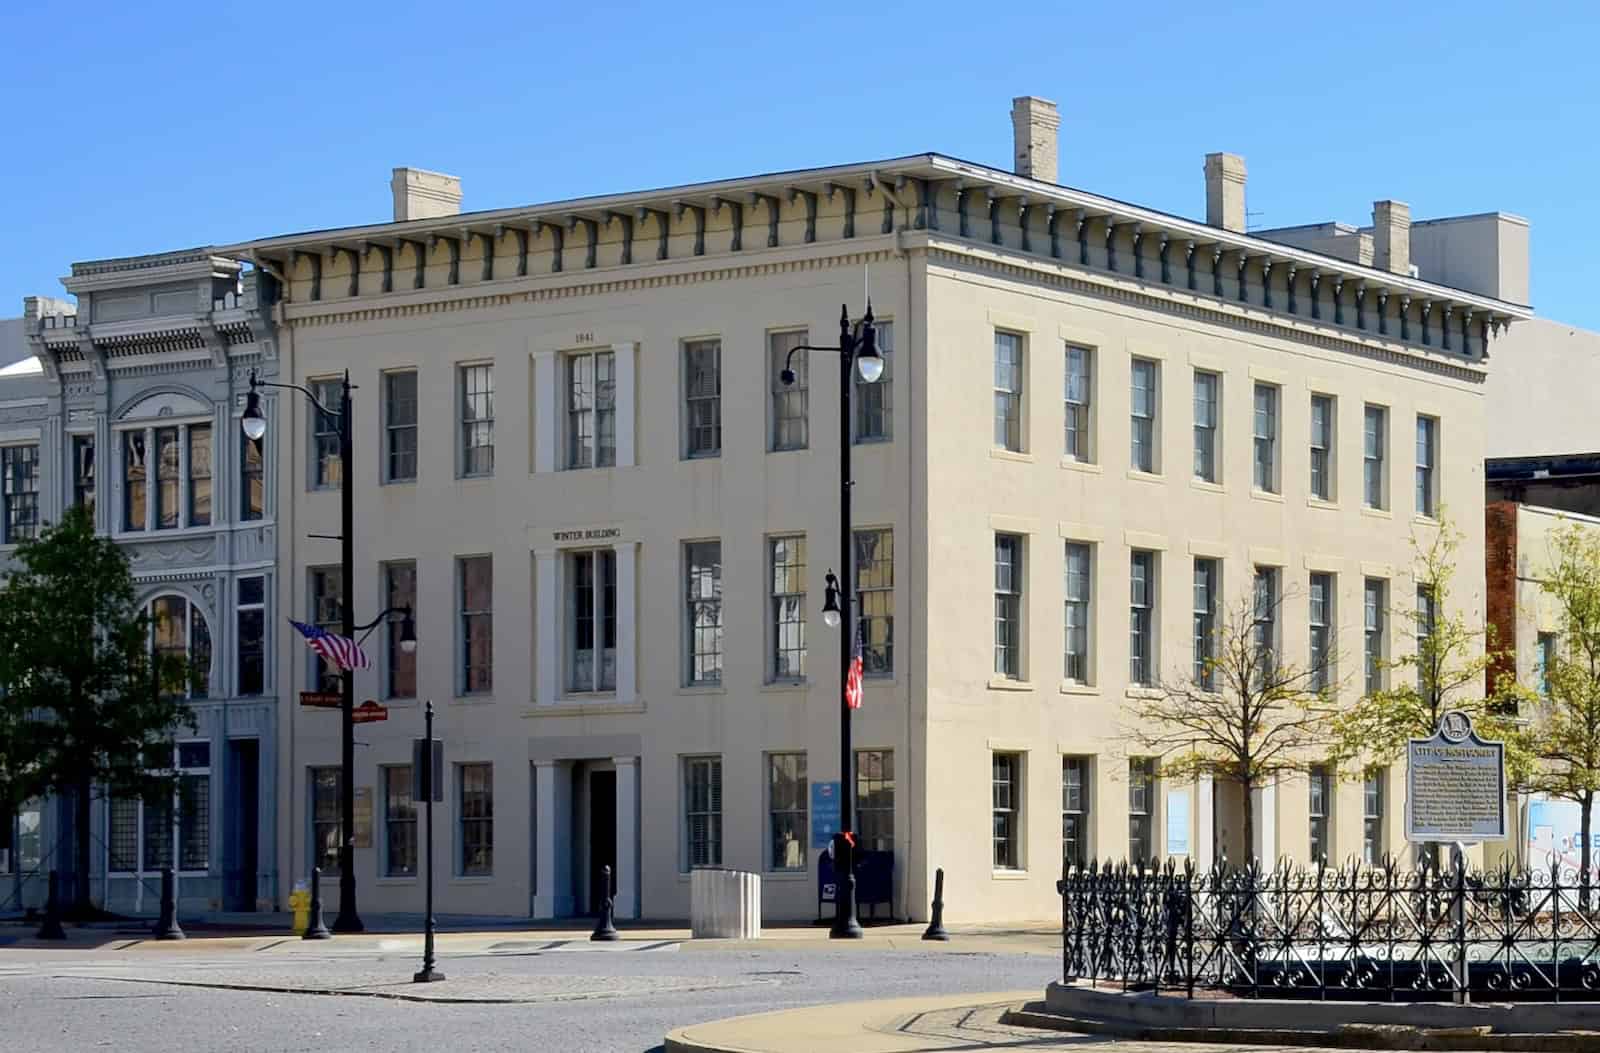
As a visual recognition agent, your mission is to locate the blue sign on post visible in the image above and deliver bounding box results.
[811,781,841,850]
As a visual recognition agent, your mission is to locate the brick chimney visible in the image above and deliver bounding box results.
[1204,153,1247,233]
[1010,96,1060,184]
[391,167,462,222]
[1373,199,1411,275]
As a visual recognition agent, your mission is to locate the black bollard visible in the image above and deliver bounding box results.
[303,866,332,940]
[921,867,950,941]
[36,870,67,941]
[154,866,185,940]
[590,865,619,941]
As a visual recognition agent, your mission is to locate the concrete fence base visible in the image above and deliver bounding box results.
[690,868,761,940]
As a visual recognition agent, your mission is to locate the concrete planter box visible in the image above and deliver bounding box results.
[690,868,761,939]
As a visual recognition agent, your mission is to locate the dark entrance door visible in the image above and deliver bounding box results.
[224,740,260,911]
[588,770,616,917]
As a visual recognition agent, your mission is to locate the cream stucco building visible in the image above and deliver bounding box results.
[225,99,1530,923]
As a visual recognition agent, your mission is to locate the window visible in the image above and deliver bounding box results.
[187,424,212,526]
[384,370,418,482]
[311,378,343,489]
[118,424,213,530]
[994,533,1023,679]
[770,330,809,451]
[242,435,264,521]
[684,756,723,868]
[1363,770,1385,864]
[1415,415,1438,517]
[459,556,492,694]
[1355,581,1383,699]
[1064,543,1091,683]
[72,434,95,513]
[1,445,38,543]
[1129,758,1156,862]
[458,763,493,876]
[566,350,616,469]
[384,766,416,877]
[767,753,808,872]
[123,432,147,531]
[1310,395,1334,501]
[685,541,723,685]
[1130,359,1158,473]
[855,749,895,852]
[150,595,211,699]
[1192,371,1218,482]
[458,364,494,477]
[1309,765,1331,862]
[684,339,722,457]
[769,536,807,681]
[154,427,181,528]
[1064,344,1092,461]
[856,529,894,676]
[567,549,615,693]
[385,562,417,698]
[1537,632,1557,697]
[1131,551,1156,686]
[1309,573,1334,691]
[1253,567,1279,673]
[1193,558,1218,689]
[856,320,893,442]
[992,753,1021,870]
[1363,405,1386,509]
[1063,756,1091,869]
[109,742,211,874]
[994,332,1023,451]
[309,567,343,689]
[309,766,342,875]
[1252,384,1278,493]
[1416,585,1438,694]
[237,576,265,697]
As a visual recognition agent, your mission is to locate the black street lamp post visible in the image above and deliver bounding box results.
[781,303,883,940]
[241,369,415,934]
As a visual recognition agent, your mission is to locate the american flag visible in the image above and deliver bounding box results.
[845,621,865,709]
[288,619,370,671]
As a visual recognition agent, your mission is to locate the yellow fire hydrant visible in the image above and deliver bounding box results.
[289,882,310,935]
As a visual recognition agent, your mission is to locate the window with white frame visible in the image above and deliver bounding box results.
[124,431,147,531]
[856,320,893,442]
[119,423,212,531]
[384,765,416,877]
[150,594,211,699]
[1193,371,1218,482]
[72,434,95,515]
[767,753,808,872]
[1252,566,1279,674]
[855,749,895,852]
[685,541,723,685]
[1252,383,1278,493]
[1309,573,1334,691]
[308,567,342,689]
[1,444,39,543]
[684,756,723,868]
[1063,756,1090,868]
[1064,344,1092,462]
[459,556,493,694]
[155,427,180,529]
[1130,358,1158,473]
[384,370,418,483]
[1364,578,1386,695]
[236,576,265,697]
[1064,542,1091,683]
[992,752,1022,870]
[108,741,211,874]
[994,533,1023,679]
[1415,415,1438,518]
[684,339,722,458]
[1416,584,1437,694]
[1129,758,1156,862]
[188,425,212,526]
[241,435,264,521]
[770,330,808,451]
[769,536,806,681]
[1363,405,1386,509]
[309,766,341,874]
[1363,769,1385,864]
[567,549,615,693]
[1310,394,1334,501]
[458,364,494,477]
[1193,558,1218,689]
[855,529,893,676]
[385,561,416,699]
[458,763,493,876]
[1309,764,1332,862]
[994,331,1024,452]
[1537,632,1558,697]
[566,349,616,469]
[310,378,342,489]
[1131,550,1157,686]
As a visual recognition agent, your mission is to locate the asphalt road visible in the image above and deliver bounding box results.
[0,942,1057,1052]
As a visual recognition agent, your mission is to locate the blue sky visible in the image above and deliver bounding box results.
[3,0,1597,326]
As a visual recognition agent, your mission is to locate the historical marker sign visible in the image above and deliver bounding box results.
[1406,710,1507,842]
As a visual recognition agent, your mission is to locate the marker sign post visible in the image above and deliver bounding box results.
[1406,711,1508,844]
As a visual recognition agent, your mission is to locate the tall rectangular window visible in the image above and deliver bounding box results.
[458,364,494,477]
[176,743,211,872]
[459,556,493,694]
[1363,770,1385,864]
[242,435,264,521]
[1130,358,1158,473]
[1063,756,1091,869]
[155,426,180,529]
[767,753,808,872]
[1253,566,1279,672]
[124,432,147,531]
[1309,764,1331,862]
[568,549,616,693]
[855,750,895,852]
[237,576,265,697]
[311,378,343,489]
[1310,395,1334,501]
[187,424,212,527]
[117,743,211,874]
[769,536,807,681]
[384,766,416,877]
[685,541,723,685]
[992,752,1021,870]
[1415,415,1438,517]
[1064,542,1091,683]
[72,434,95,514]
[1253,383,1278,493]
[1309,573,1333,691]
[1130,551,1156,686]
[566,350,616,470]
[309,567,343,689]
[855,529,894,676]
[684,339,722,457]
[684,756,723,868]
[1064,344,1092,461]
[458,763,493,876]
[1364,578,1386,695]
[1129,758,1156,861]
[856,320,893,442]
[1416,585,1438,694]
[770,330,809,451]
[1537,632,1557,696]
[384,370,418,482]
[994,533,1023,679]
[1,445,39,544]
[994,331,1023,451]
[385,561,417,699]
[1193,558,1218,688]
[310,766,342,875]
[1363,405,1386,509]
[1192,371,1218,482]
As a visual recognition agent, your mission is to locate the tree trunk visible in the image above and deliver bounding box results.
[71,773,93,919]
[1241,780,1255,867]
[1582,792,1594,913]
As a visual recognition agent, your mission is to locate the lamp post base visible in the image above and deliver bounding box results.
[413,967,447,983]
[331,911,365,934]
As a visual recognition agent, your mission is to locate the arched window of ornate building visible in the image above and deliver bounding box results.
[150,594,211,699]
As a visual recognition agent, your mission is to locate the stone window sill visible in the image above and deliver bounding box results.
[1060,457,1102,474]
[1191,479,1225,494]
[1361,506,1393,521]
[1059,681,1098,697]
[1126,469,1163,484]
[992,869,1031,880]
[990,448,1034,464]
[988,676,1033,692]
[1250,488,1284,504]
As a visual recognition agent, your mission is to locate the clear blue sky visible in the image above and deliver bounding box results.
[4,0,1597,326]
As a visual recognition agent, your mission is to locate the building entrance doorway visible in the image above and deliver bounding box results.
[586,770,616,916]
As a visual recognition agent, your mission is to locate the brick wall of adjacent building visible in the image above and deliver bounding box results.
[1485,500,1520,699]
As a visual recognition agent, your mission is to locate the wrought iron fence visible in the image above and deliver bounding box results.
[1059,856,1600,1002]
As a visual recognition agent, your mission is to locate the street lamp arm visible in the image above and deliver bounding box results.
[353,604,413,638]
[248,369,342,418]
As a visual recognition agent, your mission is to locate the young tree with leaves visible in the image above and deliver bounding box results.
[0,506,193,918]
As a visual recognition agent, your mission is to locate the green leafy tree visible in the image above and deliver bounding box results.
[0,506,194,917]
